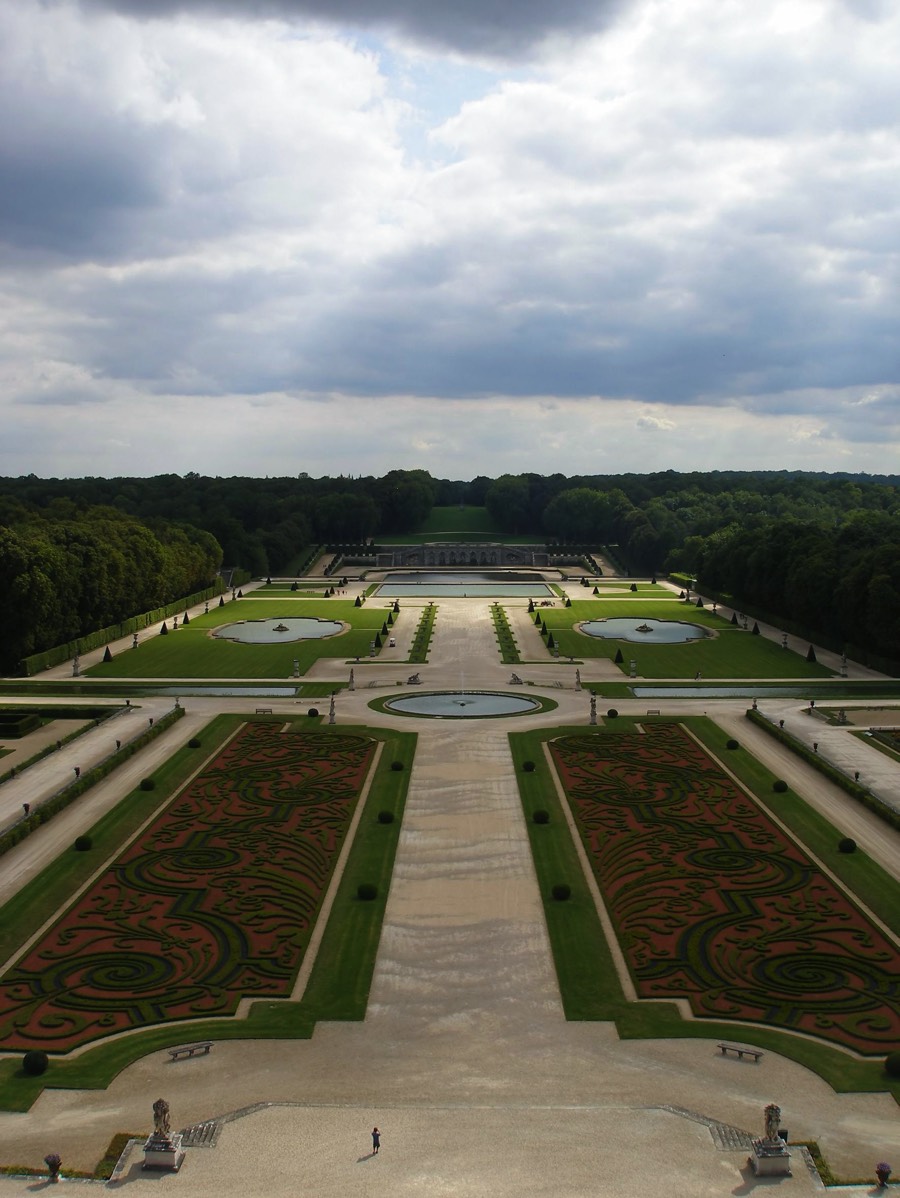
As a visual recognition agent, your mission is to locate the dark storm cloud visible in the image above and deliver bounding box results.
[79,0,625,56]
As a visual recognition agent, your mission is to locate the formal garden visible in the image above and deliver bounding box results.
[527,593,834,679]
[511,717,900,1101]
[0,715,415,1109]
[84,597,401,679]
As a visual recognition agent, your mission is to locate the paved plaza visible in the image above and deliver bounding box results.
[0,579,898,1195]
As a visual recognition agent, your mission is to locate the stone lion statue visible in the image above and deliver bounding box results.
[152,1098,171,1137]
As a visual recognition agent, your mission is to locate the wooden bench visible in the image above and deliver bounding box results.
[646,708,661,715]
[718,1043,763,1062]
[168,1041,213,1061]
[255,707,273,715]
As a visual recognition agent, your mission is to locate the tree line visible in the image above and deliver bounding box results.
[1,467,898,668]
[0,507,221,672]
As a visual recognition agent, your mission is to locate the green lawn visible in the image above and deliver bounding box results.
[527,598,834,679]
[86,599,400,679]
[384,506,544,544]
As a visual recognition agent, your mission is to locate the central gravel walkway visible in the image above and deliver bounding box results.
[368,722,561,1041]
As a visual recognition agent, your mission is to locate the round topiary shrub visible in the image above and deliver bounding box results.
[532,809,550,825]
[607,708,619,719]
[772,780,788,793]
[838,837,857,853]
[139,778,155,791]
[390,760,404,771]
[188,737,202,748]
[357,883,377,901]
[551,883,571,902]
[307,708,319,717]
[377,810,394,824]
[523,760,536,772]
[885,1051,900,1078]
[74,835,92,851]
[726,739,740,750]
[22,1050,49,1076]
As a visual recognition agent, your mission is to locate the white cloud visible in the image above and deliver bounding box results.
[1,0,899,475]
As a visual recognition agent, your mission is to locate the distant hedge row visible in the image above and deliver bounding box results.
[20,584,226,676]
[745,707,900,834]
[0,707,186,860]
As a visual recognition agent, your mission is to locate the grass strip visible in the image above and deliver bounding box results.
[490,603,520,665]
[408,603,437,663]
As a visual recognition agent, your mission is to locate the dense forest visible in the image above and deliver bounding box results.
[0,506,221,671]
[1,468,899,671]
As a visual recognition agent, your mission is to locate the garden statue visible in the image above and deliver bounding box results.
[763,1103,781,1143]
[748,1101,791,1176]
[143,1095,184,1171]
[152,1097,171,1137]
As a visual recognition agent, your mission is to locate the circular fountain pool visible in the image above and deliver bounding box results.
[212,618,343,644]
[579,618,710,644]
[380,691,546,718]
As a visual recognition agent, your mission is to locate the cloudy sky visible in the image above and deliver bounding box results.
[2,0,899,480]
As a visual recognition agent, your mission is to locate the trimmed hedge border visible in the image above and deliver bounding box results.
[408,604,437,664]
[19,583,227,676]
[0,708,185,861]
[0,707,120,787]
[745,707,900,834]
[490,603,521,665]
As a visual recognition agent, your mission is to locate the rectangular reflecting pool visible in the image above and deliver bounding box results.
[376,571,553,597]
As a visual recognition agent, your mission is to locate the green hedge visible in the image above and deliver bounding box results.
[19,582,227,676]
[0,708,121,786]
[490,603,520,664]
[409,604,437,663]
[0,714,41,738]
[0,708,185,860]
[745,708,900,834]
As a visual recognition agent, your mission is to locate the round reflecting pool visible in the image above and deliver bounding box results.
[212,618,343,644]
[580,617,710,644]
[382,691,543,718]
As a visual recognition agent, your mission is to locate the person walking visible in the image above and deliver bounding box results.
[371,1127,381,1155]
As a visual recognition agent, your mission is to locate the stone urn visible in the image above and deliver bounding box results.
[44,1153,62,1183]
[876,1162,892,1188]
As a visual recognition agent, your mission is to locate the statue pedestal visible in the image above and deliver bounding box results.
[749,1138,792,1176]
[142,1132,185,1172]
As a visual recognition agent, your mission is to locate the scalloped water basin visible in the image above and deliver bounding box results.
[580,617,710,644]
[212,618,343,644]
[384,691,542,718]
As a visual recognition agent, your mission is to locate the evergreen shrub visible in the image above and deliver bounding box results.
[22,1051,48,1076]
